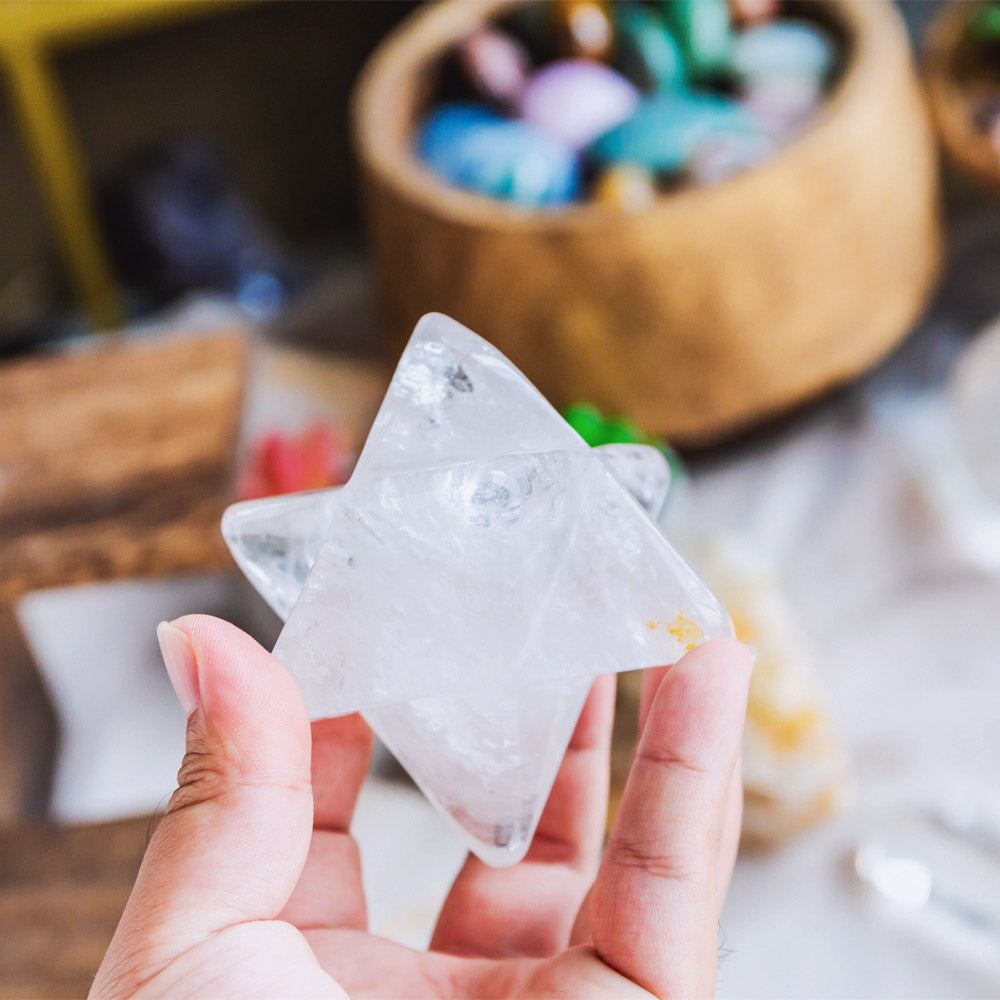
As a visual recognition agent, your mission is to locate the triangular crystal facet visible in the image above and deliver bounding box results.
[351,313,586,481]
[364,679,591,867]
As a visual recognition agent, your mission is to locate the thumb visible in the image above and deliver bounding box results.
[100,614,314,981]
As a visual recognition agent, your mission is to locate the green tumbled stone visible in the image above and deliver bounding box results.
[660,0,732,79]
[563,401,671,454]
[615,3,688,91]
[600,417,646,445]
[563,402,607,445]
[967,1,1000,42]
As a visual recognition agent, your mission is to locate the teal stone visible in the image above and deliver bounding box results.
[615,3,688,91]
[661,0,732,79]
[589,91,757,173]
[729,21,837,87]
[417,103,580,206]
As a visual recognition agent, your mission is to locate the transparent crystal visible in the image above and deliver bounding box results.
[224,441,670,624]
[223,313,731,865]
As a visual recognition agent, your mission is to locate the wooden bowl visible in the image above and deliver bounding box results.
[925,0,1000,192]
[352,0,942,446]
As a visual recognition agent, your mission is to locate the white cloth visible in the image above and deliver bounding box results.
[694,395,1000,998]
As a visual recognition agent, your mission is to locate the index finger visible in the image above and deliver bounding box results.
[310,712,374,833]
[589,639,752,999]
[279,712,374,932]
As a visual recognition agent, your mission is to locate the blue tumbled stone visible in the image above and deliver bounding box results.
[417,103,504,176]
[416,103,579,206]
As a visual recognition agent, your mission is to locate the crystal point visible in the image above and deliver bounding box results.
[223,313,731,865]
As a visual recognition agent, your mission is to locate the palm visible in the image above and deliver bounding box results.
[91,618,749,1000]
[281,679,654,999]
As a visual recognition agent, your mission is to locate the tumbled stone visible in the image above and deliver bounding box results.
[615,3,688,91]
[689,129,777,183]
[593,163,659,209]
[590,90,756,173]
[417,103,579,205]
[661,0,733,78]
[457,26,532,106]
[730,20,836,87]
[965,1,1000,42]
[519,59,640,150]
[728,0,781,27]
[549,0,615,60]
[743,74,823,137]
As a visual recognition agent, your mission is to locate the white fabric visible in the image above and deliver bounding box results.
[695,396,1000,998]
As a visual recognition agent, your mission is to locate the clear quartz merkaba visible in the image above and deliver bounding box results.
[223,313,732,866]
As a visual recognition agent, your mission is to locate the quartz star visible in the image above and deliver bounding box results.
[223,313,731,865]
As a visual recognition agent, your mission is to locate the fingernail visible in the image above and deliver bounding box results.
[157,621,199,716]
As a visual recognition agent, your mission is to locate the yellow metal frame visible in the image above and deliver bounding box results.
[0,1,255,329]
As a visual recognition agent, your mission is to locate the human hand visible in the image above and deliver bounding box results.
[91,615,752,999]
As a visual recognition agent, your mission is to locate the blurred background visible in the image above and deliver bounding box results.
[2,1,1000,997]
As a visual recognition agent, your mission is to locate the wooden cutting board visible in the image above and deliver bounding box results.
[0,814,152,999]
[0,330,248,601]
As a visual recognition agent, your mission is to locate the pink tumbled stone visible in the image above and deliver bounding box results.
[458,27,531,106]
[689,131,777,184]
[728,0,781,27]
[743,75,822,138]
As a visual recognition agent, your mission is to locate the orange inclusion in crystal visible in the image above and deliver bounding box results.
[643,613,705,651]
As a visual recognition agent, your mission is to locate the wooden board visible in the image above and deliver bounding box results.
[0,330,248,601]
[0,603,55,826]
[0,814,151,999]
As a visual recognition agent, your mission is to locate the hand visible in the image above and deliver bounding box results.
[92,615,752,999]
